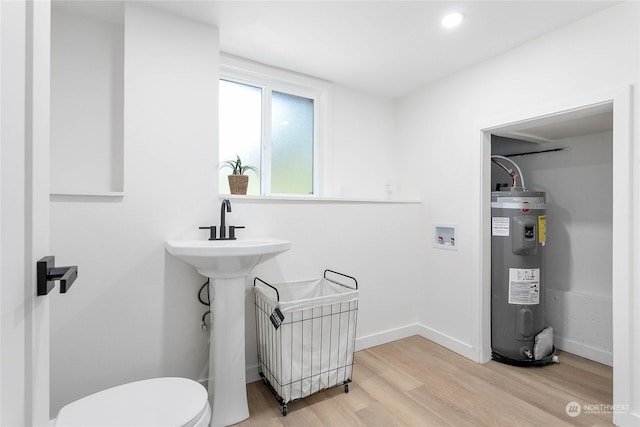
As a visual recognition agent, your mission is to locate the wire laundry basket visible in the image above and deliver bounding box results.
[254,269,359,416]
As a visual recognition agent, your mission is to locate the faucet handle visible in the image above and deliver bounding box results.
[229,226,245,240]
[199,226,217,240]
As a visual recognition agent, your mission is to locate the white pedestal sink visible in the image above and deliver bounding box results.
[166,238,290,426]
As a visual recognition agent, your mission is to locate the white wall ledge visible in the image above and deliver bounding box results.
[50,191,125,202]
[220,194,421,204]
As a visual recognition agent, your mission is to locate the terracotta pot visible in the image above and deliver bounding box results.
[228,174,249,195]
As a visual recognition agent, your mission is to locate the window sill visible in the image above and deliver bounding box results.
[220,194,421,204]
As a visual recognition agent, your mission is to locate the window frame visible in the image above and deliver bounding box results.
[219,55,330,197]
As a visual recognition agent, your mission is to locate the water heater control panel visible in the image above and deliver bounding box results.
[512,216,538,255]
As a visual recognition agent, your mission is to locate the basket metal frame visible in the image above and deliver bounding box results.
[254,270,358,416]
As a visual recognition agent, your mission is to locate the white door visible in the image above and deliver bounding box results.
[1,0,52,425]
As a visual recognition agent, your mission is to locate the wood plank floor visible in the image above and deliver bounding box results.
[236,335,613,426]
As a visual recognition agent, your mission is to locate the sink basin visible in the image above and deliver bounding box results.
[165,237,290,278]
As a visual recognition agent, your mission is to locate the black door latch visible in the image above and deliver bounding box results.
[37,256,78,296]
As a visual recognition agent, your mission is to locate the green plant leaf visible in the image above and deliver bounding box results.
[218,155,260,175]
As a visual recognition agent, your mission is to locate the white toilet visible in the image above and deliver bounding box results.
[52,377,211,427]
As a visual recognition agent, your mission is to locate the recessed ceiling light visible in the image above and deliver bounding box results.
[441,12,464,29]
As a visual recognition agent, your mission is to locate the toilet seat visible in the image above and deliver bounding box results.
[54,377,211,427]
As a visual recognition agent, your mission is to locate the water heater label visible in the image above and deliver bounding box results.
[492,217,510,236]
[538,215,547,246]
[508,268,540,305]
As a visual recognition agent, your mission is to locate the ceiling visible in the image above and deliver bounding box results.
[149,0,620,99]
[500,110,613,143]
[492,102,613,154]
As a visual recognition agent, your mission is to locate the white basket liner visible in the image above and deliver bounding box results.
[255,278,358,403]
[254,278,358,314]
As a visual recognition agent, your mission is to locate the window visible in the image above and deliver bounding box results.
[219,58,327,196]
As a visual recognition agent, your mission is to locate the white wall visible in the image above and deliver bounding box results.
[330,85,397,199]
[48,2,416,418]
[50,4,124,193]
[397,1,638,422]
[492,131,613,365]
[189,199,423,381]
[49,3,219,415]
[48,1,639,423]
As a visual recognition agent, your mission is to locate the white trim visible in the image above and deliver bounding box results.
[1,1,52,423]
[610,86,635,427]
[243,324,424,384]
[355,323,425,352]
[220,54,331,197]
[473,128,493,363]
[476,85,635,425]
[244,322,477,384]
[245,364,262,384]
[554,335,613,367]
[615,413,640,427]
[417,324,481,362]
[220,53,331,93]
[28,1,52,423]
[261,85,272,195]
[0,1,4,420]
[50,191,124,197]
[356,324,480,363]
[220,194,421,204]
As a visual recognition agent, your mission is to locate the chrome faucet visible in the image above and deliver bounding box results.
[199,199,244,240]
[219,199,231,239]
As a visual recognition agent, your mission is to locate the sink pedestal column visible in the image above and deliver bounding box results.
[165,238,291,426]
[208,277,249,427]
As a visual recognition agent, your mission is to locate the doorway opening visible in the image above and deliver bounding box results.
[491,106,613,366]
[477,86,633,425]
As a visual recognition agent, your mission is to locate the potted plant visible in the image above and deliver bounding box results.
[219,155,260,195]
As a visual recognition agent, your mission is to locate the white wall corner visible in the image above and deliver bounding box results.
[354,323,425,352]
[416,324,481,363]
[245,364,262,384]
[244,322,482,384]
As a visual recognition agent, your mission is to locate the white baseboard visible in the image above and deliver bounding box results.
[354,324,480,362]
[245,322,482,383]
[246,364,261,383]
[613,412,640,427]
[243,324,637,426]
[354,323,424,352]
[554,335,613,367]
[245,324,425,383]
[415,324,480,362]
